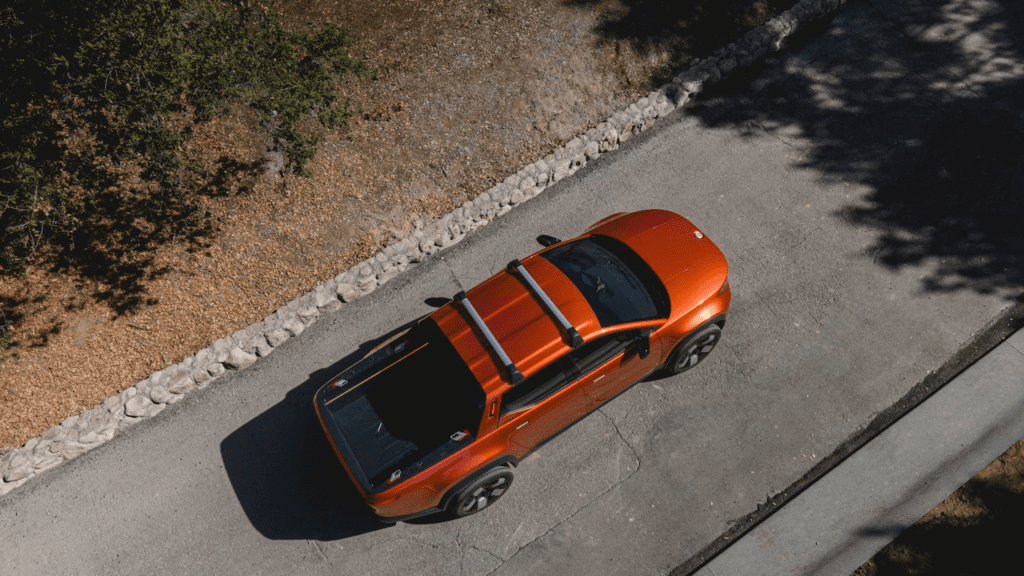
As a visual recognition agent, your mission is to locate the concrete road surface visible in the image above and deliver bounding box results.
[1,0,1021,575]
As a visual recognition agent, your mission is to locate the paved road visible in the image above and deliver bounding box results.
[1,0,1020,575]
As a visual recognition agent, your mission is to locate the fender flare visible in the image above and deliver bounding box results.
[438,455,520,511]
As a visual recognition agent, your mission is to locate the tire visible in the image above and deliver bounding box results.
[449,466,514,518]
[665,324,722,374]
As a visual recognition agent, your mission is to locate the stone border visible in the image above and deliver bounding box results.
[0,0,846,496]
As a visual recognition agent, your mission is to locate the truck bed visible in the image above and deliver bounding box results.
[317,319,485,491]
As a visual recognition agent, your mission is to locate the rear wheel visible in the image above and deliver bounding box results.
[450,466,514,518]
[666,324,722,374]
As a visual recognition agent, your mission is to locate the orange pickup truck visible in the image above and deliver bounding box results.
[314,209,731,522]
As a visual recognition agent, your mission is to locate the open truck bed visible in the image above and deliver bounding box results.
[315,319,486,492]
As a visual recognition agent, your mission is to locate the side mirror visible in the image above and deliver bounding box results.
[537,234,562,247]
[637,329,652,360]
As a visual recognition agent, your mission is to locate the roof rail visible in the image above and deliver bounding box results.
[455,291,524,385]
[508,259,584,349]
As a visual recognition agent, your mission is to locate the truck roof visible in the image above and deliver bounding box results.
[431,253,601,398]
[430,210,727,399]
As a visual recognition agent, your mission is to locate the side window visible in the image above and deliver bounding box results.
[566,330,639,377]
[500,358,574,416]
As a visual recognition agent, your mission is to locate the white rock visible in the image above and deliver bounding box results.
[211,338,233,362]
[77,431,103,445]
[252,335,274,357]
[314,287,338,308]
[32,455,62,473]
[337,283,360,303]
[552,158,573,181]
[282,318,305,337]
[167,371,196,395]
[192,367,212,387]
[207,362,226,378]
[40,425,65,442]
[297,305,318,325]
[357,275,377,292]
[224,347,257,371]
[33,440,53,457]
[102,396,121,413]
[266,328,290,347]
[2,451,31,482]
[149,384,172,404]
[124,395,153,418]
[49,440,91,460]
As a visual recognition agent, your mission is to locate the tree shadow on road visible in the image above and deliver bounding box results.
[687,0,1024,298]
[219,320,421,540]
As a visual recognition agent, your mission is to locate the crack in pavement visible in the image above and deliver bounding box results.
[482,409,642,575]
[445,260,467,293]
[473,545,503,563]
[312,540,330,565]
[455,523,503,576]
[456,524,467,576]
[750,119,803,149]
[597,407,642,471]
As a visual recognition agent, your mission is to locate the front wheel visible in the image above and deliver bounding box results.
[665,324,722,374]
[450,466,514,518]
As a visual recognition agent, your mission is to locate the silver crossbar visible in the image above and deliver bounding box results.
[455,291,524,384]
[509,259,584,348]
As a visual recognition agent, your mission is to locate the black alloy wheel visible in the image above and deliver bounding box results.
[451,467,514,518]
[667,324,722,374]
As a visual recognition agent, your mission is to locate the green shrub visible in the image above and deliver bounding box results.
[0,0,372,279]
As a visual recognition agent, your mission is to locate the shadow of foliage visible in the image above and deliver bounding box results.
[564,0,799,83]
[0,0,372,319]
[686,0,1024,297]
[853,459,1024,575]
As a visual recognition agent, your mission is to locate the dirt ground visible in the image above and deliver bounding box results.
[0,0,790,450]
[851,436,1024,576]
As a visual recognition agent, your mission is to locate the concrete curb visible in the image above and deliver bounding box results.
[0,0,847,496]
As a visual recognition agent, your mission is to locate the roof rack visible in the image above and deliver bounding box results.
[455,291,524,385]
[508,259,584,349]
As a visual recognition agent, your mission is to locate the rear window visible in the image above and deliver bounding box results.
[541,235,668,326]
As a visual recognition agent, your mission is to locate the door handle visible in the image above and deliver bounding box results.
[515,421,529,430]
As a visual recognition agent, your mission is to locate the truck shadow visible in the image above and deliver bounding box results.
[220,319,421,540]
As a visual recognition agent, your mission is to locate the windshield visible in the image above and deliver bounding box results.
[540,235,668,326]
